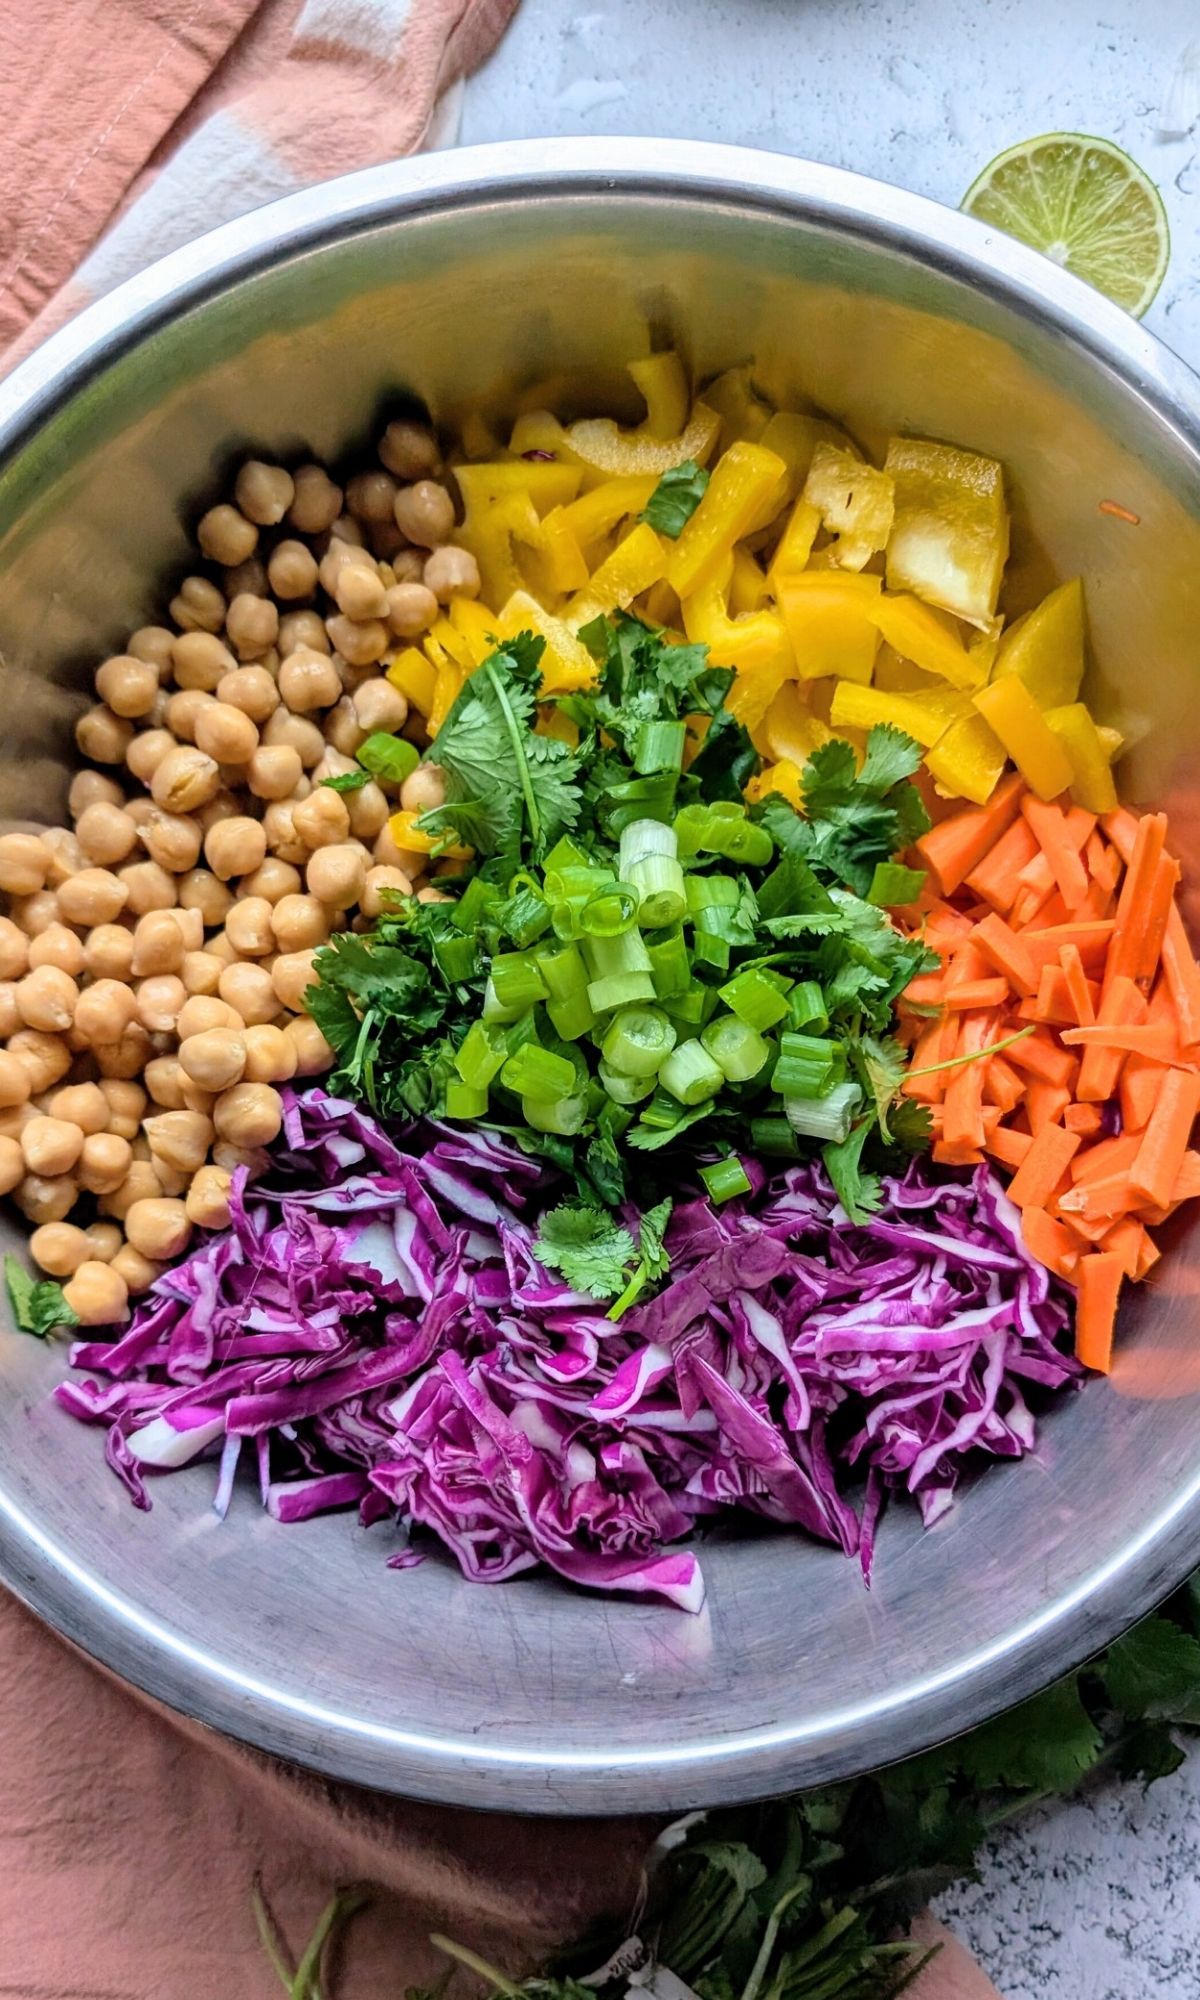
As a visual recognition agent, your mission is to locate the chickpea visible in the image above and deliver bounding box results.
[22,1115,84,1176]
[334,560,390,622]
[278,609,328,655]
[177,868,234,927]
[170,575,225,634]
[12,890,61,938]
[69,770,125,820]
[143,1109,214,1177]
[284,1014,334,1076]
[128,910,183,979]
[278,649,342,714]
[84,1221,123,1264]
[138,810,202,874]
[186,1162,234,1228]
[0,985,19,1037]
[242,1022,297,1084]
[245,743,301,804]
[29,1221,92,1277]
[96,1078,146,1139]
[177,1027,247,1091]
[99,1159,161,1219]
[0,832,50,896]
[150,745,220,814]
[95,654,159,718]
[351,677,406,736]
[39,827,84,891]
[321,697,364,759]
[212,1140,271,1178]
[425,544,482,603]
[205,929,236,970]
[372,822,425,874]
[211,1080,281,1149]
[270,893,330,954]
[0,1051,30,1109]
[83,926,135,983]
[343,468,396,525]
[306,842,366,910]
[0,917,28,980]
[346,782,390,844]
[232,459,293,526]
[225,591,279,662]
[172,630,236,693]
[417,886,453,904]
[110,1243,160,1294]
[75,704,133,765]
[218,961,277,1026]
[224,896,275,958]
[76,1131,134,1195]
[270,948,318,1012]
[28,925,86,977]
[73,979,138,1045]
[62,1260,129,1325]
[361,864,413,917]
[196,503,257,568]
[389,549,426,587]
[0,1135,23,1193]
[196,791,242,837]
[287,464,342,535]
[128,626,176,677]
[290,788,349,851]
[161,694,211,750]
[379,420,439,481]
[144,1056,186,1109]
[393,479,455,549]
[216,666,278,726]
[74,802,136,868]
[135,974,186,1034]
[197,822,262,894]
[238,856,300,905]
[399,763,446,816]
[259,801,306,864]
[16,1173,78,1225]
[189,701,257,768]
[46,1082,107,1134]
[384,581,438,640]
[177,995,244,1040]
[181,949,223,997]
[118,861,177,917]
[326,613,389,666]
[327,513,366,551]
[262,708,325,768]
[124,1196,192,1262]
[16,965,78,1032]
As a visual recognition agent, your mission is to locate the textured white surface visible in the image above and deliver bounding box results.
[460,3,1200,1991]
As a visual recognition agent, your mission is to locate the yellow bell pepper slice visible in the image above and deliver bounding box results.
[868,592,983,689]
[388,809,472,861]
[455,490,541,606]
[774,572,881,685]
[455,461,582,516]
[497,590,599,694]
[568,522,669,627]
[972,675,1073,800]
[537,706,580,748]
[628,353,690,439]
[447,597,499,667]
[759,413,857,498]
[766,498,822,589]
[641,580,684,630]
[426,617,475,671]
[924,711,1008,805]
[829,680,970,748]
[763,681,834,766]
[803,442,895,571]
[872,648,937,694]
[682,573,793,730]
[729,548,770,614]
[533,507,590,593]
[1042,702,1119,813]
[991,578,1085,709]
[508,409,575,458]
[426,659,466,738]
[666,441,788,600]
[564,402,720,480]
[386,647,438,718]
[704,366,773,451]
[1096,723,1124,762]
[560,475,659,554]
[744,758,805,811]
[884,437,1008,628]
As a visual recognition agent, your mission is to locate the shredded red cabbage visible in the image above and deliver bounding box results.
[55,1090,1077,1612]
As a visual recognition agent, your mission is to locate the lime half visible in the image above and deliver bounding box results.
[962,133,1170,318]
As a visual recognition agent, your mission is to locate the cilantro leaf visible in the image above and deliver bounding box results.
[637,1198,673,1282]
[822,1121,882,1225]
[533,1204,637,1300]
[319,768,372,794]
[4,1255,78,1338]
[957,1677,1104,1793]
[1104,1617,1200,1722]
[856,723,924,796]
[799,738,859,815]
[853,1032,908,1143]
[639,460,710,538]
[774,726,930,897]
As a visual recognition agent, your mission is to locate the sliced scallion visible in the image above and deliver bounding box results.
[659,1039,725,1106]
[700,1012,772,1083]
[601,1005,677,1078]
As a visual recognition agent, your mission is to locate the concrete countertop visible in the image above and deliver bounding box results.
[461,4,1200,1993]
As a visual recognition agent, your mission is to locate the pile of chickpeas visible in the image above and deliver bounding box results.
[0,419,477,1327]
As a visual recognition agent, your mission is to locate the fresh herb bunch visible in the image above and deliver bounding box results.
[265,1579,1200,2000]
[305,618,938,1228]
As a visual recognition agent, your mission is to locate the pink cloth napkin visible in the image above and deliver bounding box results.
[0,6,1006,1993]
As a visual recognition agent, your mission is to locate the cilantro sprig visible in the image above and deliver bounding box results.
[4,1254,77,1339]
[533,1198,671,1318]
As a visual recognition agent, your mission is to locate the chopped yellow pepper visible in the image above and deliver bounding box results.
[628,352,690,439]
[884,437,1008,628]
[763,681,834,766]
[744,758,805,810]
[641,580,684,630]
[682,573,793,730]
[533,507,591,593]
[497,590,599,693]
[924,711,1008,805]
[448,597,499,666]
[704,366,773,451]
[508,409,574,458]
[560,474,659,554]
[454,461,582,516]
[1043,702,1119,813]
[427,616,475,671]
[867,592,982,689]
[536,705,580,748]
[387,647,438,718]
[759,413,856,499]
[1096,723,1124,762]
[667,441,789,600]
[388,809,472,861]
[829,680,970,748]
[766,498,822,589]
[455,489,541,606]
[564,403,720,480]
[427,659,466,738]
[803,442,895,571]
[774,572,881,685]
[567,522,668,627]
[972,675,1073,800]
[872,647,939,694]
[729,548,770,614]
[992,578,1085,709]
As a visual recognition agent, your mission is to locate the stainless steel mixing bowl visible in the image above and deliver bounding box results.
[0,139,1198,1815]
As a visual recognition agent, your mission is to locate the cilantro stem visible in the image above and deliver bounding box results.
[251,1885,294,1994]
[905,1023,1035,1080]
[430,1935,527,1999]
[289,1889,367,2000]
[606,1258,650,1322]
[484,659,540,851]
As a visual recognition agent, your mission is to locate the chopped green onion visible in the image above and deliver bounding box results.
[504,887,553,947]
[699,1155,753,1203]
[750,1115,800,1157]
[719,966,791,1032]
[500,1043,578,1101]
[788,980,829,1033]
[581,883,640,937]
[582,927,653,1010]
[539,943,589,1003]
[700,1012,772,1082]
[544,863,609,903]
[690,928,732,972]
[673,804,712,856]
[662,983,718,1028]
[452,875,501,933]
[356,732,420,785]
[523,1091,588,1135]
[618,818,677,873]
[454,1020,509,1089]
[445,1079,489,1119]
[482,976,523,1023]
[659,1039,724,1106]
[598,1059,656,1105]
[543,835,588,875]
[772,1032,843,1100]
[603,771,679,832]
[601,1005,677,1078]
[685,873,740,914]
[587,970,657,1012]
[633,718,687,774]
[547,991,596,1041]
[868,860,926,907]
[490,951,549,1011]
[638,1087,687,1129]
[432,931,480,983]
[784,1080,862,1143]
[647,928,691,1000]
[631,857,687,928]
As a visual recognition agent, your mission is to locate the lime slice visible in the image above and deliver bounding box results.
[962,133,1170,317]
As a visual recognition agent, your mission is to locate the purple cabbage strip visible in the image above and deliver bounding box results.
[55,1087,1077,1612]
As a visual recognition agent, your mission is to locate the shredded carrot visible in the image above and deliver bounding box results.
[1020,921,1116,977]
[1058,943,1095,1025]
[1105,812,1168,994]
[1076,974,1146,1103]
[915,772,1025,895]
[963,817,1039,913]
[1075,1253,1124,1373]
[973,912,1040,997]
[1061,1023,1184,1062]
[986,1125,1033,1170]
[943,978,1011,1012]
[1004,1122,1081,1209]
[1138,852,1181,984]
[1021,1206,1080,1281]
[1005,1030,1077,1090]
[1025,1079,1072,1133]
[1099,1216,1147,1280]
[983,1056,1025,1113]
[1168,1151,1200,1203]
[940,1012,997,1150]
[1128,1068,1200,1211]
[1120,1056,1159,1134]
[1069,1134,1142,1186]
[900,972,945,1007]
[1022,795,1090,911]
[1162,902,1200,1049]
[1098,499,1140,525]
